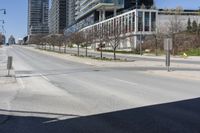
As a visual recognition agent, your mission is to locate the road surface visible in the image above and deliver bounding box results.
[0,46,200,133]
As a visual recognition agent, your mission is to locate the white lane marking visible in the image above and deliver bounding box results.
[113,78,138,86]
[18,78,25,89]
[40,74,49,81]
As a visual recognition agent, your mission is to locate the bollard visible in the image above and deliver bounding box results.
[7,56,13,76]
[164,38,172,72]
[166,50,170,72]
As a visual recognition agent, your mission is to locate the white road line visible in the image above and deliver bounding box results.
[40,74,50,81]
[113,78,138,86]
[18,78,25,89]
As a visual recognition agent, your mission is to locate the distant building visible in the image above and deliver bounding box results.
[17,38,24,45]
[49,0,67,34]
[28,0,49,35]
[8,35,16,45]
[0,33,5,45]
[157,9,200,33]
[0,33,6,45]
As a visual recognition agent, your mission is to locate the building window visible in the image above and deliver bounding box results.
[128,13,132,33]
[151,12,156,31]
[132,12,135,32]
[138,11,143,32]
[145,12,150,31]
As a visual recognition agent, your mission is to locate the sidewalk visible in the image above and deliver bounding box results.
[0,46,18,124]
[0,46,15,83]
[84,48,200,62]
[29,44,200,63]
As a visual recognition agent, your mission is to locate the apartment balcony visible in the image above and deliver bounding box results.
[76,0,124,20]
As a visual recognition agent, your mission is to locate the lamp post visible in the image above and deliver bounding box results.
[0,25,6,34]
[139,17,143,56]
[0,9,6,15]
[0,20,5,24]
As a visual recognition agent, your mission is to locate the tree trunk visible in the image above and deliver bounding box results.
[85,44,88,57]
[77,44,80,56]
[59,46,61,53]
[155,38,158,56]
[53,45,55,51]
[100,47,103,59]
[64,44,67,53]
[172,34,176,56]
[114,48,116,60]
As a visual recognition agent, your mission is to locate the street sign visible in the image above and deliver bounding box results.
[7,56,13,70]
[7,56,13,76]
[164,38,173,51]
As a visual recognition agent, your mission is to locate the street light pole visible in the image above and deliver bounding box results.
[0,9,6,15]
[0,20,5,24]
[140,19,143,56]
[1,25,6,34]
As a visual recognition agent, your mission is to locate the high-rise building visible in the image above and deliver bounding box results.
[75,0,124,22]
[49,0,67,34]
[65,0,154,34]
[68,0,76,26]
[74,0,154,23]
[28,0,49,35]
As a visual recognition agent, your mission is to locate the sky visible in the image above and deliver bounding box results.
[0,0,199,42]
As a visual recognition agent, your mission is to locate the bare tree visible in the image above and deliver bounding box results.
[48,34,58,51]
[70,31,85,56]
[93,25,108,59]
[166,7,184,55]
[152,27,164,56]
[28,35,45,49]
[107,19,126,60]
[55,34,65,53]
[83,29,94,57]
[63,36,70,53]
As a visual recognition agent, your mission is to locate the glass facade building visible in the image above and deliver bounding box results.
[65,0,155,34]
[28,0,49,35]
[76,0,124,20]
[49,0,66,34]
[79,9,157,49]
[64,0,156,48]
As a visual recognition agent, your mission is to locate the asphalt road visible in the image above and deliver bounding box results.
[0,46,200,133]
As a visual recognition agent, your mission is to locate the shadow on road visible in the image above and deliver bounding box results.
[0,98,200,133]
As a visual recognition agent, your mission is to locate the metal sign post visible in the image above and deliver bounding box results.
[7,56,13,76]
[164,38,172,72]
